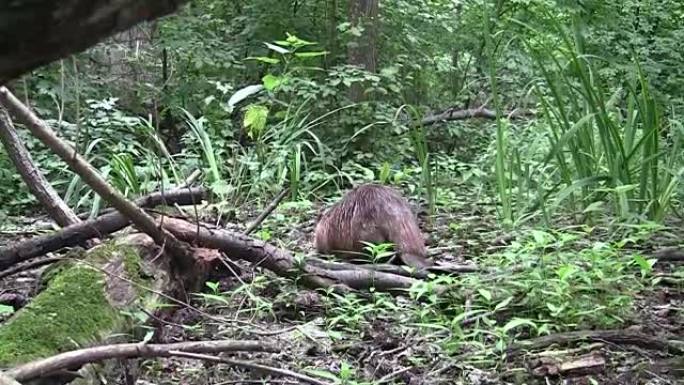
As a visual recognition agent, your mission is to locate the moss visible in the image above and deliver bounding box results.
[0,266,119,366]
[89,241,146,287]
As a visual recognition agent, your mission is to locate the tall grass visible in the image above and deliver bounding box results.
[484,3,513,228]
[520,15,682,222]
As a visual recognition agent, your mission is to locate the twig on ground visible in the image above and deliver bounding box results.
[7,340,279,382]
[244,187,290,235]
[167,350,332,385]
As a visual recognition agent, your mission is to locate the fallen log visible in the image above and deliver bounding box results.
[308,257,479,279]
[0,233,214,369]
[0,187,207,271]
[162,217,424,293]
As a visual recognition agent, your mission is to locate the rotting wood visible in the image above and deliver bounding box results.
[0,234,226,382]
[531,353,605,377]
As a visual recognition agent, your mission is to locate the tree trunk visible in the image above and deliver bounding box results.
[347,0,379,102]
[0,0,190,85]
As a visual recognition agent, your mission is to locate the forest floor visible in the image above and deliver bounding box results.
[0,187,682,385]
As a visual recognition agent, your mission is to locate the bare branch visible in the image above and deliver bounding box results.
[167,350,332,385]
[0,87,196,282]
[6,340,279,383]
[421,106,533,126]
[244,187,290,235]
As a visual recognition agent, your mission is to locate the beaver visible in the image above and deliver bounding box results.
[314,183,433,268]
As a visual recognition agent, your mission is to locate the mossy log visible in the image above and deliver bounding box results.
[0,234,216,372]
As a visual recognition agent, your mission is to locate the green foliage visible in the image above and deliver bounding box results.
[2,2,683,383]
[411,228,648,344]
[519,15,683,222]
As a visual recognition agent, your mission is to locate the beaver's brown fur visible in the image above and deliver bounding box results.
[314,184,432,268]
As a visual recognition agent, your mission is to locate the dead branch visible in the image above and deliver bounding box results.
[308,258,478,279]
[6,340,279,383]
[162,217,424,293]
[531,352,605,377]
[0,187,207,270]
[0,107,81,228]
[421,106,533,127]
[0,256,63,280]
[506,329,684,359]
[0,87,199,283]
[0,0,190,84]
[652,247,684,262]
[167,350,331,385]
[80,186,207,220]
[244,187,290,235]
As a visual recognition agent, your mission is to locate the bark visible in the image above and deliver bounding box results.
[0,107,81,227]
[0,187,207,271]
[347,0,379,102]
[7,340,279,383]
[0,0,190,85]
[0,87,197,284]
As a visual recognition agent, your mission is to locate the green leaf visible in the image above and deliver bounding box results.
[262,74,284,91]
[0,304,14,315]
[494,296,514,311]
[502,318,537,333]
[303,369,339,382]
[228,85,263,108]
[478,288,492,302]
[243,104,269,138]
[294,51,329,58]
[245,56,280,64]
